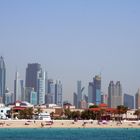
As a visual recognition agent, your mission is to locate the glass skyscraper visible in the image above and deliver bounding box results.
[108,81,123,108]
[93,75,101,105]
[37,70,45,105]
[55,80,62,107]
[88,75,101,105]
[25,63,41,91]
[124,93,134,109]
[77,81,82,108]
[0,56,6,103]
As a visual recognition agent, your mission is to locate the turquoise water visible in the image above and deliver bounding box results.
[0,128,140,140]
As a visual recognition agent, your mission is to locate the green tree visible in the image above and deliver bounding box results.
[35,107,42,115]
[64,109,72,119]
[81,110,96,120]
[19,108,34,119]
[89,105,99,108]
[116,105,128,121]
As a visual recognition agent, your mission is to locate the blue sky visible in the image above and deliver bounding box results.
[0,0,140,102]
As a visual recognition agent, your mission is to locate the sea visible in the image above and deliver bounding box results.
[0,128,140,140]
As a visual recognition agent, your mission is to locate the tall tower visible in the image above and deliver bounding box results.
[77,81,82,108]
[55,80,62,106]
[93,75,101,105]
[135,89,140,109]
[46,79,55,104]
[115,81,123,106]
[108,81,122,108]
[73,92,78,108]
[37,70,45,105]
[14,72,24,101]
[0,56,6,103]
[88,82,94,103]
[108,81,115,107]
[25,63,41,91]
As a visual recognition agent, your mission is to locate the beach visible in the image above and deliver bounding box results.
[0,120,140,128]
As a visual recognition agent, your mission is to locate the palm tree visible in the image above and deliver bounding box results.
[35,107,42,115]
[19,108,34,119]
[64,109,72,119]
[116,105,128,122]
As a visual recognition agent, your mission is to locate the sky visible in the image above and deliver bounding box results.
[0,0,140,102]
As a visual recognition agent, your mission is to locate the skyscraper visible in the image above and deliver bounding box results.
[108,81,115,107]
[93,75,101,105]
[73,92,78,108]
[135,89,140,109]
[88,75,101,105]
[108,81,123,108]
[0,56,6,103]
[88,82,94,103]
[25,63,41,91]
[124,93,134,109]
[14,72,24,101]
[77,81,82,108]
[37,70,45,105]
[47,79,55,104]
[55,80,62,106]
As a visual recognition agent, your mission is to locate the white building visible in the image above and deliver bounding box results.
[0,107,11,119]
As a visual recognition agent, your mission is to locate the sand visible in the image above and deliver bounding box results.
[0,120,140,128]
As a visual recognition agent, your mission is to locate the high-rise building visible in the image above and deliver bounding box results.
[0,56,6,103]
[108,81,115,107]
[37,70,45,105]
[5,89,14,105]
[88,82,94,103]
[25,87,33,103]
[55,80,62,106]
[101,93,108,104]
[135,89,140,109]
[73,92,77,108]
[30,91,37,105]
[14,72,24,101]
[77,81,85,108]
[108,81,123,108]
[46,79,55,104]
[88,75,101,105]
[77,81,82,106]
[25,63,41,91]
[124,93,134,109]
[93,75,101,105]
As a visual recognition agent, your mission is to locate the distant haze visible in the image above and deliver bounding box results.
[0,0,140,102]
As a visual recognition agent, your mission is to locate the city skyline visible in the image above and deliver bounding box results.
[0,1,140,101]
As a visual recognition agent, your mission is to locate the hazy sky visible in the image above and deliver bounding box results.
[0,0,140,102]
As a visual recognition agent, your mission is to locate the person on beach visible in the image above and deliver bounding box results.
[41,122,44,128]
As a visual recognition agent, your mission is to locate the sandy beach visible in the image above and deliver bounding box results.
[0,120,140,128]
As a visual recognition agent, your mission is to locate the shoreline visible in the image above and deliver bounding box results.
[0,120,140,129]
